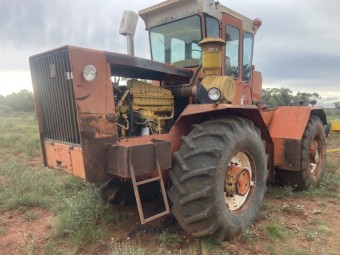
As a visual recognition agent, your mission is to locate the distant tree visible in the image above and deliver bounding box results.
[266,96,277,108]
[335,101,340,109]
[292,92,320,106]
[0,95,5,105]
[261,87,294,107]
[2,90,35,112]
[261,88,321,107]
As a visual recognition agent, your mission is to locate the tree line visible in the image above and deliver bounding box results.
[261,87,320,107]
[0,90,35,112]
[0,87,339,112]
[261,87,340,109]
[334,101,340,109]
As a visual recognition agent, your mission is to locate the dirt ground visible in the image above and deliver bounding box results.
[1,132,340,255]
[0,209,54,255]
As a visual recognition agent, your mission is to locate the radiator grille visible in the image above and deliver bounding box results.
[30,49,81,144]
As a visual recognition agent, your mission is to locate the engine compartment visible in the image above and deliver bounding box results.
[114,79,174,138]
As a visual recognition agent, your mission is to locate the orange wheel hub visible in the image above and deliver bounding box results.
[225,166,251,196]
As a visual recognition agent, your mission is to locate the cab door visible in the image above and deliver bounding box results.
[222,13,254,105]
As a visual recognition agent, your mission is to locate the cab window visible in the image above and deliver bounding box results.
[150,16,202,67]
[243,32,254,81]
[206,16,220,37]
[225,25,239,78]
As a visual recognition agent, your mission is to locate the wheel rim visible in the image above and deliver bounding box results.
[309,137,321,175]
[224,151,255,211]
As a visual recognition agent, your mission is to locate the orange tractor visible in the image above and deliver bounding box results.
[29,0,327,242]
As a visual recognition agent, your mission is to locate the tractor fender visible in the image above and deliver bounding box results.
[169,104,274,180]
[262,106,326,171]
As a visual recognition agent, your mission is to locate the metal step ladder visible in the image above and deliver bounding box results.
[129,146,170,224]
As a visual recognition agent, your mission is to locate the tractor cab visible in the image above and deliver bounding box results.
[139,0,263,104]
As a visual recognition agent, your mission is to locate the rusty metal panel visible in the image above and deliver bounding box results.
[169,104,275,179]
[67,47,118,183]
[282,138,301,171]
[44,141,86,179]
[70,146,86,179]
[271,137,282,166]
[261,106,326,171]
[175,104,273,148]
[30,48,81,144]
[69,47,115,116]
[105,140,171,178]
[271,138,301,171]
[262,106,308,171]
[252,71,262,101]
[265,106,311,140]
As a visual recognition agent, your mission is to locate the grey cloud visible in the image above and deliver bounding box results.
[0,0,50,46]
[0,0,159,70]
[0,0,340,103]
[259,53,340,80]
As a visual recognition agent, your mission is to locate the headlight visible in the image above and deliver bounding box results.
[208,87,221,102]
[82,64,97,82]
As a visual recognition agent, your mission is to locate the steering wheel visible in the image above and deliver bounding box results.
[243,64,251,81]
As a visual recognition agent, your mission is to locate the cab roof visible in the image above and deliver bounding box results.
[139,0,259,35]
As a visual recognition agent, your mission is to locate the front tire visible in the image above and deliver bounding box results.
[168,117,268,242]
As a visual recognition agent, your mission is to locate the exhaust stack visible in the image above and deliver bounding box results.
[119,10,138,56]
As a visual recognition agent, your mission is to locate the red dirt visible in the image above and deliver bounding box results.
[220,197,340,255]
[0,208,54,255]
[1,132,339,254]
[1,186,340,254]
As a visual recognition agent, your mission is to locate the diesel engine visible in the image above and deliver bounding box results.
[114,79,174,137]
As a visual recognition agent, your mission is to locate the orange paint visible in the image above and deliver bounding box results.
[261,106,326,170]
[264,106,311,139]
[44,141,85,180]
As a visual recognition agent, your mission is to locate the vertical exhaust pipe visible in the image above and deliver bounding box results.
[119,10,138,56]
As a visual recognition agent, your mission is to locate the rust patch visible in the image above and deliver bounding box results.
[105,140,171,178]
[76,93,92,101]
[78,112,116,139]
[44,141,85,179]
[282,138,301,171]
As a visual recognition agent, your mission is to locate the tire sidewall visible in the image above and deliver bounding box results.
[302,117,326,186]
[215,129,267,237]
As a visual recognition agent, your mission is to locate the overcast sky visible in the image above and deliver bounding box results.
[0,0,339,107]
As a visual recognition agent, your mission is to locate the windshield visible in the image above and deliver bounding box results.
[150,16,202,67]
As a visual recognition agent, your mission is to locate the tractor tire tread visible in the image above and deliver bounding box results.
[168,117,268,242]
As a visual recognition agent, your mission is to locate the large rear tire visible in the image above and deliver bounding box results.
[276,115,326,189]
[168,117,268,242]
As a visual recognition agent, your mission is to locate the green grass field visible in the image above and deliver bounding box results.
[0,111,119,254]
[324,108,340,122]
[0,109,339,255]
